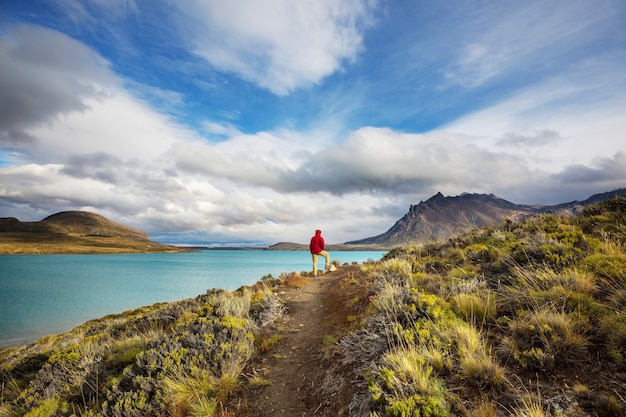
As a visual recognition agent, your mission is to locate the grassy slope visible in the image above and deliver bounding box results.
[0,232,189,254]
[339,197,626,417]
[0,211,190,254]
[1,198,625,416]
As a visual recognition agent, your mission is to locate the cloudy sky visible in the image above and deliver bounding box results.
[1,1,625,246]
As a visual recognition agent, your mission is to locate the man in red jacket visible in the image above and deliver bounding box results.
[309,229,330,276]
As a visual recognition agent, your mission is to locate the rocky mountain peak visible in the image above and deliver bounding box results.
[347,189,626,247]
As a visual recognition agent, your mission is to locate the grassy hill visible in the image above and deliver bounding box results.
[1,198,625,416]
[0,211,190,254]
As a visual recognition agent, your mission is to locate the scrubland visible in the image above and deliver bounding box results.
[1,197,625,416]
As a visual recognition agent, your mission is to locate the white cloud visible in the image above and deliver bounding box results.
[496,129,563,148]
[176,0,377,95]
[443,56,626,169]
[0,25,115,144]
[55,0,139,22]
[28,92,196,162]
[167,124,536,199]
[0,25,203,164]
[441,1,619,89]
[201,120,243,138]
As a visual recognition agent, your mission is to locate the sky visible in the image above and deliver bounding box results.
[0,0,625,246]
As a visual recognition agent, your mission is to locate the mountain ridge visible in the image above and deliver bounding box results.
[2,189,625,253]
[347,188,626,247]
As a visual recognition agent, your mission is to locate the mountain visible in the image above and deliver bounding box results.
[0,211,190,254]
[347,188,626,247]
[0,211,148,238]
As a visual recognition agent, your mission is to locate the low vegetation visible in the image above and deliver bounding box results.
[2,198,626,416]
[335,197,626,416]
[0,233,189,254]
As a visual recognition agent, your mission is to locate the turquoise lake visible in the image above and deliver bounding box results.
[0,250,385,348]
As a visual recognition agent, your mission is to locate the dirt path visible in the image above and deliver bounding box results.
[245,268,356,416]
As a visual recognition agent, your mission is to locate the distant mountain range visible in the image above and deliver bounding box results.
[2,189,625,253]
[347,188,626,247]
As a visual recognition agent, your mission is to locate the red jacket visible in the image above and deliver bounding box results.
[309,230,325,254]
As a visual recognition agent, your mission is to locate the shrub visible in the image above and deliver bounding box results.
[418,256,451,274]
[467,399,498,417]
[257,332,285,353]
[453,322,505,387]
[104,338,144,373]
[190,397,218,417]
[599,313,626,362]
[381,347,432,395]
[463,243,499,264]
[498,309,588,371]
[385,394,453,417]
[378,258,413,281]
[162,367,218,416]
[22,397,69,417]
[511,395,552,417]
[280,272,309,288]
[452,292,497,324]
[608,288,626,308]
[500,266,602,318]
[458,351,505,388]
[598,395,624,417]
[216,288,251,317]
[582,254,626,287]
[371,345,453,417]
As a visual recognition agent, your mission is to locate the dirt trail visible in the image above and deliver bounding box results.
[245,268,356,416]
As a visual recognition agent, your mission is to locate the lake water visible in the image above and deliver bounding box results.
[0,250,385,348]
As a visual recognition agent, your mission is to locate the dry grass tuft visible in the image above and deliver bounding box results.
[452,292,497,324]
[599,313,626,362]
[511,395,552,417]
[467,398,498,417]
[280,272,309,288]
[163,368,218,415]
[453,322,505,386]
[216,287,252,317]
[598,395,624,416]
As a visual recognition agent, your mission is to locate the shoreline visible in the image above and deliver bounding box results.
[0,250,386,350]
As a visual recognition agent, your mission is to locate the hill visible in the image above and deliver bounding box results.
[0,211,189,254]
[348,188,626,247]
[2,197,625,416]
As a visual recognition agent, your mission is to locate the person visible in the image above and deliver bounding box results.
[309,229,330,276]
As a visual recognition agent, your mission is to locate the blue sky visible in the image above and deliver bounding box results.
[1,0,625,246]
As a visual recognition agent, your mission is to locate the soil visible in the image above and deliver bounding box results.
[242,266,359,417]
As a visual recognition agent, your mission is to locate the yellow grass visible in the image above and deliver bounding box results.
[0,233,187,254]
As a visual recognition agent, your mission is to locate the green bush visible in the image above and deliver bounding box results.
[386,393,453,417]
[452,292,497,324]
[582,254,626,286]
[463,243,500,264]
[600,313,626,363]
[499,309,588,371]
